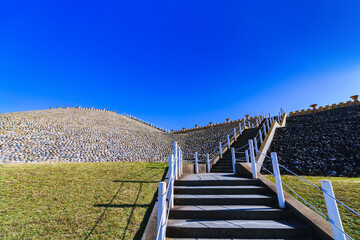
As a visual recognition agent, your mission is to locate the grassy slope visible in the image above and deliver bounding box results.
[267,175,360,239]
[0,162,167,239]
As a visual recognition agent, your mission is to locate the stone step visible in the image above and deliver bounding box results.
[212,163,233,167]
[212,164,233,168]
[174,194,276,205]
[168,238,313,240]
[210,168,233,171]
[166,219,310,238]
[174,185,268,194]
[210,167,233,171]
[216,160,232,162]
[212,166,233,169]
[169,205,289,220]
[213,161,233,164]
[210,169,233,173]
[212,164,233,167]
[175,174,260,186]
[213,162,232,168]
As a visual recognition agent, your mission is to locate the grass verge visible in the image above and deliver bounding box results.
[0,162,167,239]
[267,175,360,239]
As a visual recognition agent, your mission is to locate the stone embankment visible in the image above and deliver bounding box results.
[265,105,360,176]
[0,108,243,163]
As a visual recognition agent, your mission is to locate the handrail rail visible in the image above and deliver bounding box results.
[259,162,353,240]
[156,142,183,240]
[248,150,357,240]
[257,150,360,219]
[232,112,357,240]
[278,164,360,219]
[169,113,269,172]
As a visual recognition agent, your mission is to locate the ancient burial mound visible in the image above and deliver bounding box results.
[0,108,242,163]
[265,105,360,177]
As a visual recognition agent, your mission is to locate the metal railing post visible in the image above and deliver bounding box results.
[266,117,270,131]
[245,149,249,163]
[256,118,259,127]
[180,149,183,175]
[206,153,210,173]
[263,124,267,137]
[321,180,346,240]
[259,129,263,144]
[239,123,242,135]
[195,152,198,174]
[227,134,230,149]
[173,142,178,179]
[157,181,166,240]
[168,155,174,208]
[177,146,181,178]
[271,152,285,208]
[253,137,258,154]
[248,140,257,179]
[231,147,236,174]
[219,142,223,158]
[233,128,237,141]
[168,154,173,181]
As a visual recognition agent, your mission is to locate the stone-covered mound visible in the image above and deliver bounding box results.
[0,109,175,163]
[264,105,360,177]
[179,121,243,159]
[0,108,243,163]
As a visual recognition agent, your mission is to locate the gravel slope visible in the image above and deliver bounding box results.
[265,105,360,176]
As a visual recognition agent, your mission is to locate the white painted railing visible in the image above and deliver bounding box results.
[122,112,170,132]
[156,142,183,240]
[181,114,267,172]
[156,110,288,238]
[232,112,284,173]
[255,151,357,240]
[231,112,358,239]
[177,111,283,174]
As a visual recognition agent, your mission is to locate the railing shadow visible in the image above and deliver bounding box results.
[94,204,150,208]
[85,169,167,240]
[113,180,158,183]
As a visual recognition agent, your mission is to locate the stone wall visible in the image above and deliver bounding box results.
[264,105,360,176]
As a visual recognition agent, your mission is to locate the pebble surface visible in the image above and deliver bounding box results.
[264,105,360,177]
[0,108,242,163]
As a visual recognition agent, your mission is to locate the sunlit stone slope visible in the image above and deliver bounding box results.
[0,108,242,163]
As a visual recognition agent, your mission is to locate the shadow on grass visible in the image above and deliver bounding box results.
[113,180,158,183]
[132,169,167,240]
[146,166,167,169]
[84,182,125,240]
[85,169,167,240]
[94,204,150,208]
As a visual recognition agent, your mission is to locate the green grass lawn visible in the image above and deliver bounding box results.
[0,162,167,239]
[267,175,360,239]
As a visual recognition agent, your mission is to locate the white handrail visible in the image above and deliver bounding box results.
[156,142,184,240]
[249,150,356,240]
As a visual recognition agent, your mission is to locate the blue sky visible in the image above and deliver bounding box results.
[1,0,360,130]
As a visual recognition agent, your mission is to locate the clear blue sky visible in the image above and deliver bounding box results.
[1,0,360,130]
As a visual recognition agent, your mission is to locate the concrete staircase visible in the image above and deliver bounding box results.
[211,127,260,173]
[166,130,313,239]
[166,173,313,239]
